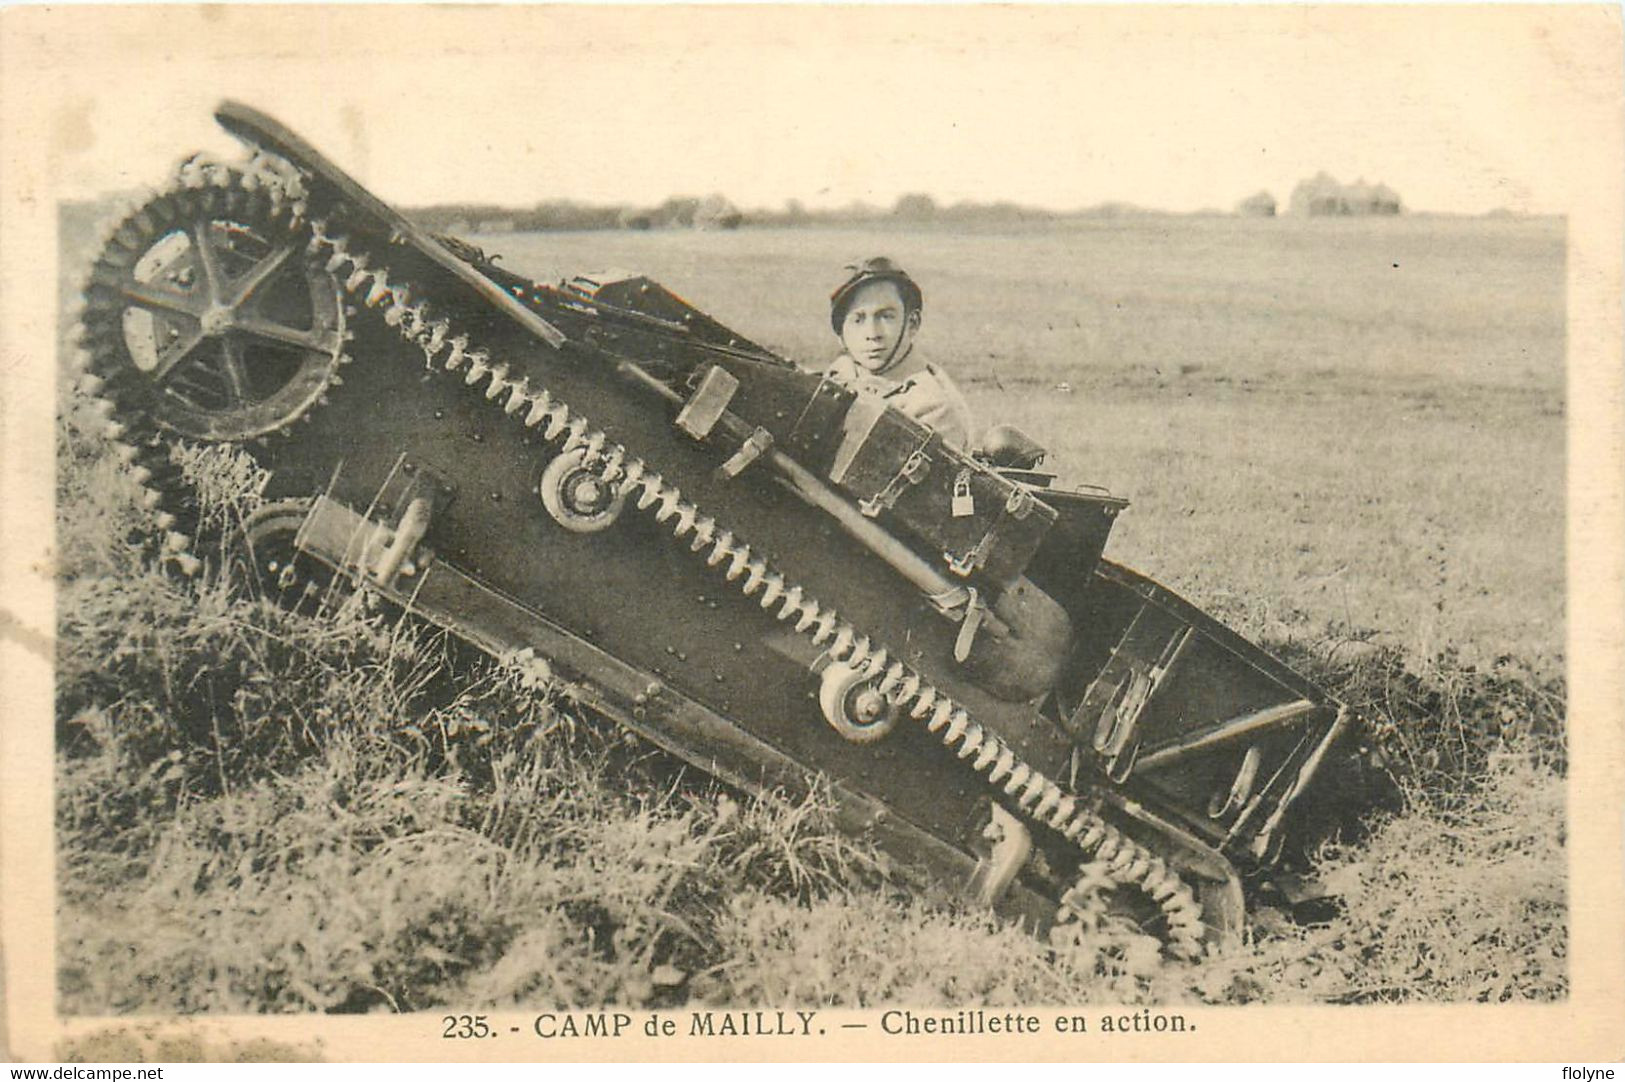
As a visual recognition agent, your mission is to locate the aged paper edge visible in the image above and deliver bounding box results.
[1,4,1620,1064]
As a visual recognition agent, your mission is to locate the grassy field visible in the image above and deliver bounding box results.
[54,209,1567,1016]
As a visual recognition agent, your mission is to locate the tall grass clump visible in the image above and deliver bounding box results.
[1184,750,1565,1005]
[1219,633,1568,1003]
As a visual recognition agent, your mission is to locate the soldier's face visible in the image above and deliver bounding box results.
[839,280,918,373]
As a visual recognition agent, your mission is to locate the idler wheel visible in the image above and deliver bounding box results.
[538,448,625,533]
[817,661,900,745]
[239,498,335,614]
[80,171,347,441]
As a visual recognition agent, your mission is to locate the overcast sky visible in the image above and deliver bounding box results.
[14,6,1614,216]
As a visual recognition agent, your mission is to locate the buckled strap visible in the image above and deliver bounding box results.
[953,586,987,663]
[859,448,931,517]
[921,583,989,664]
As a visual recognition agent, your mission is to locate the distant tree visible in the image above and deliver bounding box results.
[1289,173,1403,216]
[938,200,1038,224]
[1080,201,1149,219]
[523,200,625,231]
[694,193,742,230]
[651,196,701,228]
[1367,182,1403,215]
[1289,172,1346,216]
[892,193,938,221]
[408,203,512,232]
[1236,190,1277,217]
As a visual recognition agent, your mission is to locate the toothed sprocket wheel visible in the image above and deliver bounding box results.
[80,170,347,441]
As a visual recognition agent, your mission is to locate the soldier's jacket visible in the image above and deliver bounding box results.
[824,352,976,451]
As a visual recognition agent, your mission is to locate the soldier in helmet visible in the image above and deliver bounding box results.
[825,257,975,451]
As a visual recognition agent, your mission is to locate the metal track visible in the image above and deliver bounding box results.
[79,152,1213,957]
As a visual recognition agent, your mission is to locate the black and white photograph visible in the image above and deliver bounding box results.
[1,3,1620,1065]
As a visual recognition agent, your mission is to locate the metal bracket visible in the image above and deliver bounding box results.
[967,803,1033,907]
[1223,731,1312,848]
[1005,484,1036,520]
[1063,605,1194,780]
[1209,745,1264,821]
[1096,625,1193,779]
[859,449,931,517]
[785,377,853,460]
[1248,706,1353,862]
[675,364,740,440]
[371,496,432,586]
[377,456,458,520]
[828,395,890,485]
[360,456,456,587]
[944,531,997,578]
[717,426,775,479]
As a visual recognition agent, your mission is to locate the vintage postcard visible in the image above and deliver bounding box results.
[1,4,1620,1065]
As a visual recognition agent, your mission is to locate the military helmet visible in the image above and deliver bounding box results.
[829,257,923,334]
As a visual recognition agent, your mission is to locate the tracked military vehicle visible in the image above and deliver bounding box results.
[75,103,1389,958]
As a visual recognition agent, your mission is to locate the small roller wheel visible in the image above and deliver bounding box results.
[818,661,900,745]
[538,448,624,533]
